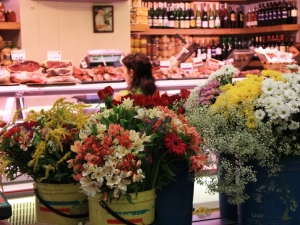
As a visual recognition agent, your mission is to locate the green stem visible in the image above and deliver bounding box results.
[150,150,169,189]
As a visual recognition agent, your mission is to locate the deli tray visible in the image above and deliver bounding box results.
[0,83,20,86]
[26,82,77,87]
[81,80,125,84]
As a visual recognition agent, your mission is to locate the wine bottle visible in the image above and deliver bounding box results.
[174,3,180,29]
[183,3,190,29]
[257,4,261,26]
[207,40,212,59]
[202,3,208,28]
[265,3,270,26]
[279,35,286,52]
[275,35,280,51]
[237,5,244,28]
[268,3,273,25]
[222,3,229,28]
[168,3,175,28]
[222,37,228,60]
[211,39,217,59]
[157,2,163,28]
[272,2,278,25]
[230,4,236,28]
[178,4,184,28]
[281,0,288,24]
[277,1,282,25]
[196,38,201,58]
[216,40,222,60]
[148,2,154,28]
[260,3,266,26]
[215,3,221,28]
[189,2,196,28]
[201,39,207,62]
[152,3,159,28]
[195,3,202,28]
[252,6,257,27]
[247,6,252,28]
[208,3,215,28]
[287,0,292,24]
[163,2,169,28]
[290,0,298,24]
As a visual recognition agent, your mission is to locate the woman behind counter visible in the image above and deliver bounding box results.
[288,42,300,65]
[114,52,157,101]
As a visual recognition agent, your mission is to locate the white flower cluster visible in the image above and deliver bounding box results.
[254,73,300,130]
[206,64,238,84]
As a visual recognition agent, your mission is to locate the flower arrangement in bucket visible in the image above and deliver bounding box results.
[68,86,209,224]
[0,99,90,225]
[185,64,300,223]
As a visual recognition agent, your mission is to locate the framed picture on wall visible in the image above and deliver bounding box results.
[93,5,114,33]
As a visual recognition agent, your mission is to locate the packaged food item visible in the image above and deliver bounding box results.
[1,47,12,66]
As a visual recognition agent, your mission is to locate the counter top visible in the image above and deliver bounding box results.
[0,78,245,98]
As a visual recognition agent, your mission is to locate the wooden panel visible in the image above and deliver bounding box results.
[0,22,21,30]
[131,24,300,36]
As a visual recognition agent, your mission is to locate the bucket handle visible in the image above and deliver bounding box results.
[34,189,89,219]
[99,200,156,225]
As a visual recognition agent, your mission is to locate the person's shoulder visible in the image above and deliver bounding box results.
[114,90,129,101]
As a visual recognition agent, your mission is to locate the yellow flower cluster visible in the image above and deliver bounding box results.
[260,70,283,81]
[211,74,264,128]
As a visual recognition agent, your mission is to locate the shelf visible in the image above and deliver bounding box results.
[132,24,300,36]
[131,24,150,32]
[0,22,21,30]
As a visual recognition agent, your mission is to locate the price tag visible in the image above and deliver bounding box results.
[80,58,88,68]
[180,62,193,71]
[193,57,203,68]
[11,49,26,61]
[47,51,61,60]
[206,58,219,70]
[160,60,170,70]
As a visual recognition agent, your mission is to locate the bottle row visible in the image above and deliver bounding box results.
[248,0,298,27]
[135,1,298,29]
[130,33,296,62]
[0,2,17,22]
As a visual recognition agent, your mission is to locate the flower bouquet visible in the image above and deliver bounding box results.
[68,86,208,224]
[185,65,300,223]
[0,98,90,184]
[0,98,91,225]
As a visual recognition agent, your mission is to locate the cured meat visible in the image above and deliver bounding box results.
[46,68,73,76]
[7,60,40,72]
[40,60,72,68]
[45,75,81,84]
[0,69,10,83]
[10,72,46,84]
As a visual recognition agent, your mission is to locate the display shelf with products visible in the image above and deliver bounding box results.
[131,24,300,35]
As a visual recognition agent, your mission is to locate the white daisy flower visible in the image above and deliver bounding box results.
[276,106,291,119]
[254,109,265,120]
[288,121,300,130]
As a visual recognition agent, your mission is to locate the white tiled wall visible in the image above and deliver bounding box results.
[19,0,131,63]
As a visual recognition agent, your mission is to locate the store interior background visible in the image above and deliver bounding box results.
[1,0,300,213]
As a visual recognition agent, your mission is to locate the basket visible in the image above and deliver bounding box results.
[262,62,294,73]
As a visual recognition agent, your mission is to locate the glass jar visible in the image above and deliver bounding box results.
[1,47,12,66]
[0,12,5,22]
[7,10,16,22]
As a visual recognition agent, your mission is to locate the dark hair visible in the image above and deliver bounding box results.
[290,42,300,52]
[122,52,157,96]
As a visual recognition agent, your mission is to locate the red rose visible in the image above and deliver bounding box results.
[97,90,106,100]
[144,96,154,107]
[177,107,185,115]
[133,94,146,106]
[179,89,190,99]
[112,99,121,106]
[104,86,114,96]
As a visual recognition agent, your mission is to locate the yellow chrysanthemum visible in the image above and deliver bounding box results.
[260,70,283,81]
